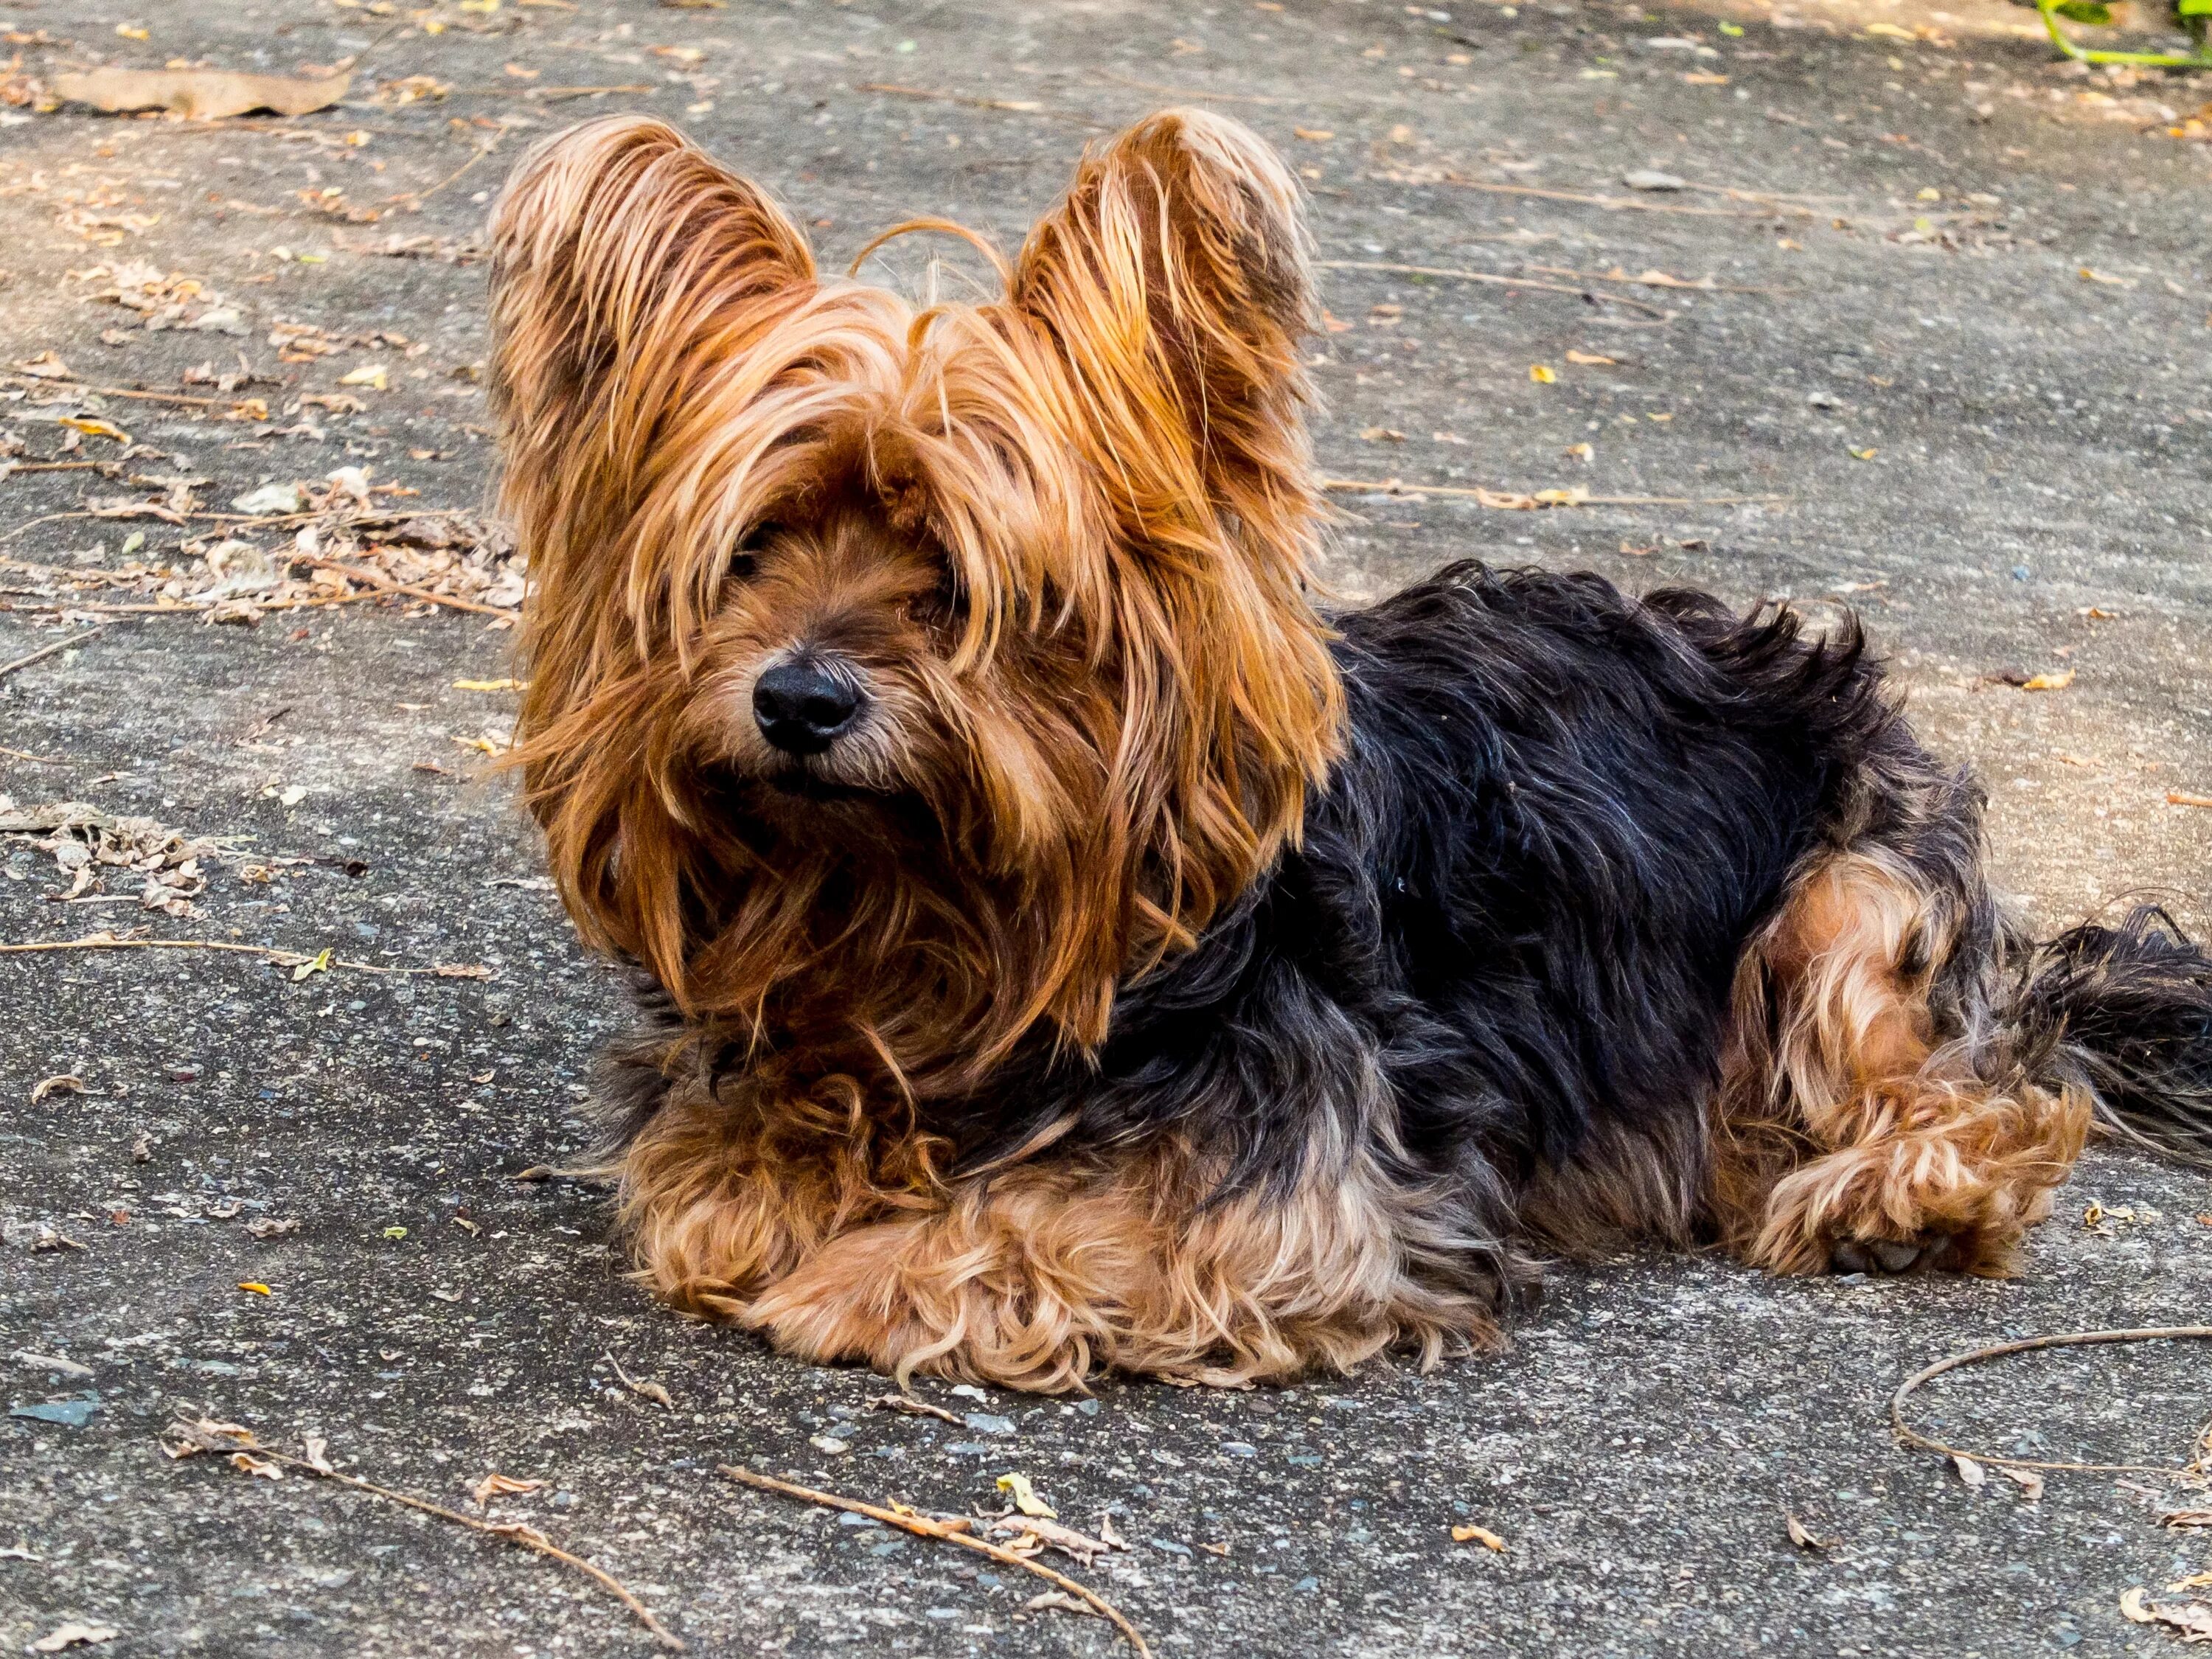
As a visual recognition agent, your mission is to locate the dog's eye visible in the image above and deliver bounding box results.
[729,521,782,581]
[916,563,966,627]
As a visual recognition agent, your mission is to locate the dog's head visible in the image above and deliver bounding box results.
[489,110,1342,1087]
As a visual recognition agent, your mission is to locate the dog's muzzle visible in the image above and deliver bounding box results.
[753,655,863,756]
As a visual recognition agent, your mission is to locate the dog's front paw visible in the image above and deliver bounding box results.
[740,1222,1105,1394]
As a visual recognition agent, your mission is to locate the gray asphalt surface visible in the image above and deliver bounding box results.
[4,1,2211,1655]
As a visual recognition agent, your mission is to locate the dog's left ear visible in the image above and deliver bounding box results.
[1010,108,1315,552]
[487,116,814,538]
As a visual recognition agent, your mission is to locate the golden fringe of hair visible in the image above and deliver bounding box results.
[1711,851,2090,1275]
[620,1082,1498,1394]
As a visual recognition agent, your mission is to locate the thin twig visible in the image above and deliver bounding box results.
[305,557,516,618]
[2,461,114,475]
[856,81,1045,114]
[866,1392,965,1427]
[1,745,66,765]
[1,372,236,409]
[167,1419,684,1650]
[1093,69,1289,105]
[1321,477,1788,507]
[4,504,477,541]
[1523,262,1796,297]
[719,1464,1151,1657]
[1314,258,1668,316]
[0,594,380,618]
[1437,173,1801,218]
[0,627,103,681]
[386,145,490,209]
[1891,1327,2212,1475]
[0,931,493,978]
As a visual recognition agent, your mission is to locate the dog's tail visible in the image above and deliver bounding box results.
[2013,905,2212,1164]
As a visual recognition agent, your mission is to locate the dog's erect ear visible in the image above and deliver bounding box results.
[489,120,814,988]
[1009,108,1315,547]
[487,116,813,518]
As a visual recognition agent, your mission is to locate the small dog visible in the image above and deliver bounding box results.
[488,111,2212,1392]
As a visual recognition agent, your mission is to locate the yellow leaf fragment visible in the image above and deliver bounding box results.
[997,1472,1057,1518]
[1529,364,1556,383]
[2020,669,2075,692]
[238,1281,271,1295]
[60,417,131,444]
[1451,1523,1508,1551]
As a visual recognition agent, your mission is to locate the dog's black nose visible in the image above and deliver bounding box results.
[753,660,860,754]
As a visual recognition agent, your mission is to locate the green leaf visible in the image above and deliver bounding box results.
[2178,0,2212,19]
[2051,1,2115,23]
[290,947,333,983]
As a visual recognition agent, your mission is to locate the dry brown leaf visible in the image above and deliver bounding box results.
[1451,1523,1507,1551]
[229,1450,283,1481]
[471,1471,546,1508]
[981,1512,1119,1564]
[2121,1586,2212,1641]
[1998,1466,2045,1502]
[1784,1511,1830,1549]
[28,1627,118,1655]
[52,66,352,120]
[2020,669,2076,692]
[1952,1453,1986,1488]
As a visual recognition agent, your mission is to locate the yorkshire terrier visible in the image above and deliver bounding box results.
[487,111,2212,1392]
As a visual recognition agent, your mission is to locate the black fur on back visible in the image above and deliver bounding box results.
[953,562,1905,1284]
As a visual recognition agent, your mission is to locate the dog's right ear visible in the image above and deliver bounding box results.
[488,116,813,518]
[490,120,814,991]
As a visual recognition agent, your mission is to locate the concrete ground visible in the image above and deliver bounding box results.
[4,0,2211,1654]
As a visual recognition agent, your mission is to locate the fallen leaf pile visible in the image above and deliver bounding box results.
[0,797,229,914]
[77,261,245,335]
[2,481,520,625]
